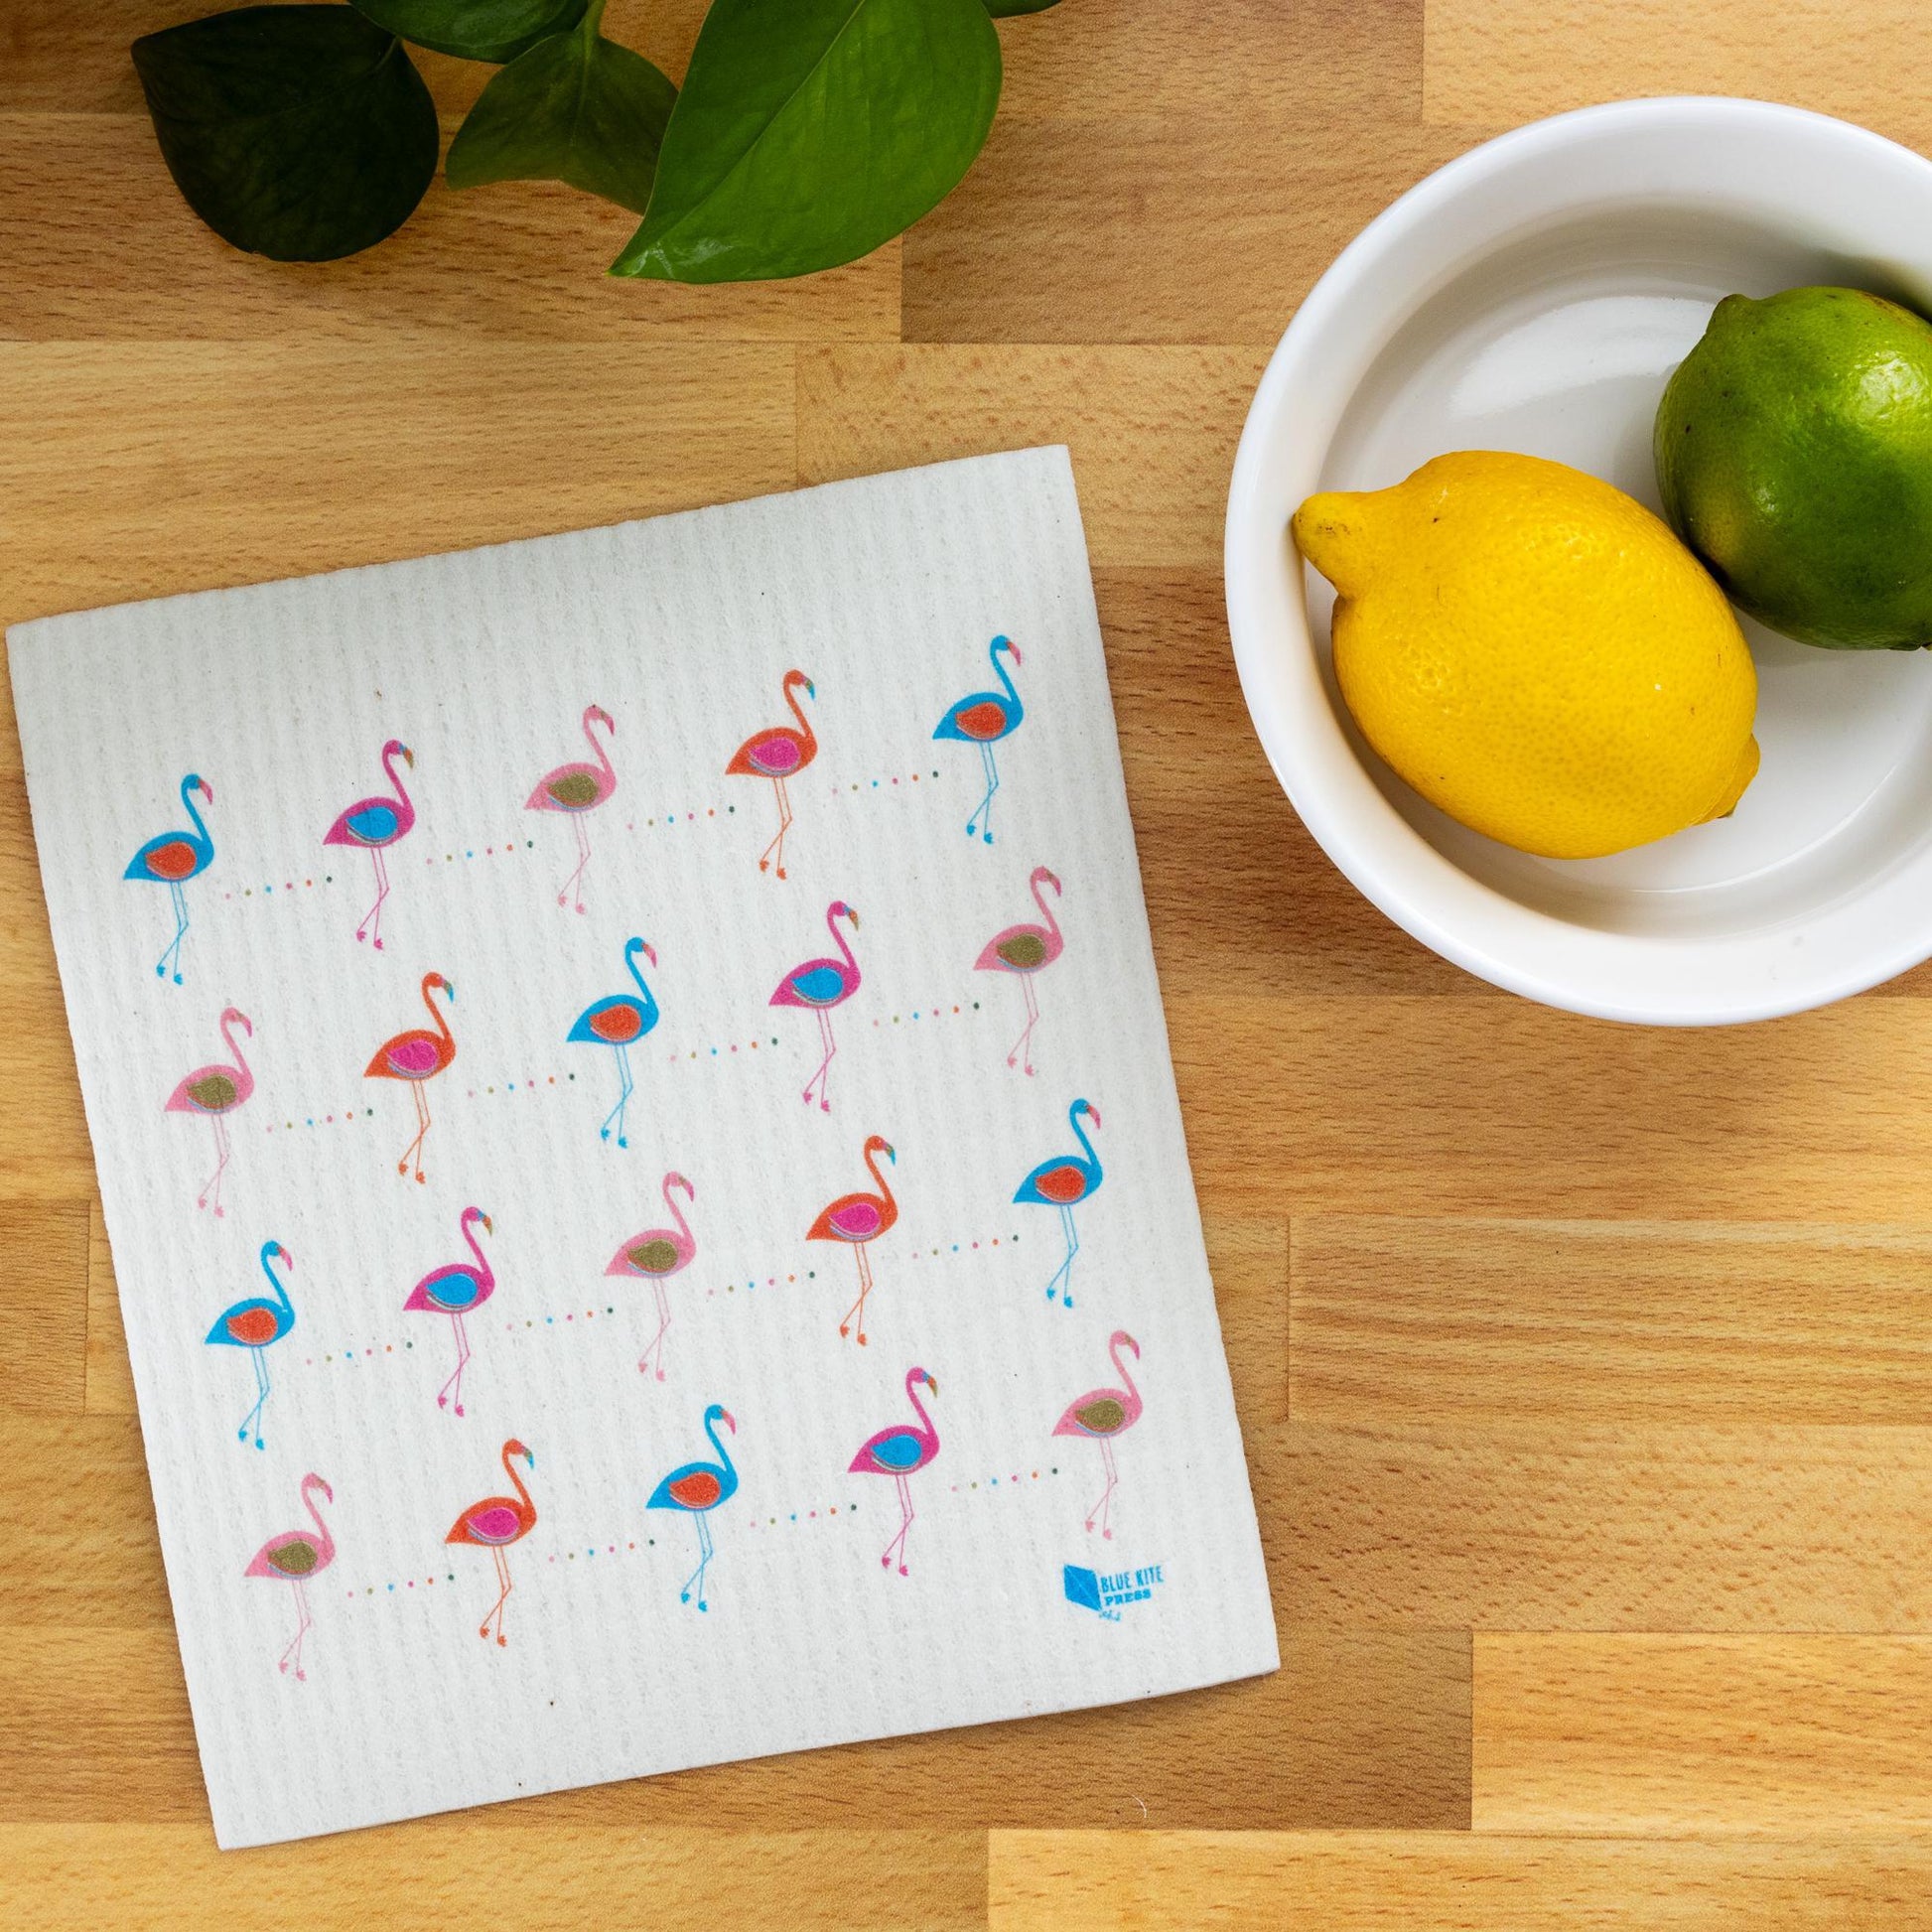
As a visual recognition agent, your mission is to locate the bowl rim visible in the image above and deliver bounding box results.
[1224,95,1932,1026]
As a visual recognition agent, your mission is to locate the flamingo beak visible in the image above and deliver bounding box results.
[644,942,658,966]
[524,1449,536,1468]
[1009,642,1024,664]
[201,780,214,802]
[806,680,816,699]
[445,981,457,1002]
[403,747,415,767]
[925,1373,939,1395]
[1089,1104,1103,1129]
[482,1214,494,1235]
[281,1245,293,1267]
[848,908,861,929]
[885,1144,897,1164]
[723,1410,738,1433]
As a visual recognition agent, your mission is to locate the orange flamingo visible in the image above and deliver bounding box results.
[364,971,456,1182]
[164,1006,254,1216]
[807,1135,898,1344]
[726,669,816,879]
[447,1438,536,1647]
[526,703,616,913]
[974,865,1065,1075]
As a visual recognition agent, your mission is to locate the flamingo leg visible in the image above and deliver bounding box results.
[1047,1204,1080,1307]
[883,1473,916,1576]
[279,1578,313,1679]
[639,1278,670,1381]
[1087,1439,1120,1540]
[437,1311,472,1416]
[601,1042,634,1147]
[398,1081,431,1183]
[238,1345,270,1449]
[681,1512,715,1609]
[840,1243,875,1345]
[357,845,393,949]
[557,814,592,914]
[198,1113,232,1217]
[967,742,1001,844]
[158,879,190,984]
[483,1546,512,1645]
[1007,974,1041,1075]
[759,775,794,878]
[802,1007,837,1113]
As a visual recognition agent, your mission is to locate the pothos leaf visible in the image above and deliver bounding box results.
[132,4,439,263]
[351,0,589,65]
[611,0,1002,284]
[446,2,674,215]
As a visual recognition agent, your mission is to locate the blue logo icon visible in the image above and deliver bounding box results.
[1063,1561,1167,1620]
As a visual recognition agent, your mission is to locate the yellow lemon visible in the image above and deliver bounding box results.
[1291,452,1760,860]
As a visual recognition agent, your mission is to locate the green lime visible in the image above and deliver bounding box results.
[1655,286,1932,649]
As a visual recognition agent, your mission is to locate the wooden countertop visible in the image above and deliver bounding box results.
[9,2,1932,1924]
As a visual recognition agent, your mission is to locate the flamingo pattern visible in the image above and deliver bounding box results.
[1051,1330,1143,1540]
[245,1472,334,1681]
[807,1135,898,1344]
[726,669,816,878]
[567,937,658,1148]
[323,739,415,949]
[206,1239,295,1449]
[646,1403,739,1610]
[849,1367,940,1577]
[770,899,861,1113]
[607,1172,696,1380]
[975,865,1065,1075]
[527,703,617,913]
[447,1439,537,1647]
[934,635,1024,843]
[364,971,456,1182]
[403,1206,495,1417]
[1015,1098,1104,1309]
[165,1006,255,1217]
[125,771,214,985]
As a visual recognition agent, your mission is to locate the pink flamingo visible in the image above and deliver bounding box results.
[607,1171,696,1381]
[726,669,816,879]
[403,1205,495,1416]
[974,865,1065,1075]
[244,1471,334,1681]
[526,703,616,913]
[849,1366,940,1576]
[1051,1330,1143,1540]
[447,1438,536,1647]
[770,899,861,1112]
[364,970,456,1182]
[808,1135,897,1344]
[323,738,416,949]
[164,1006,254,1217]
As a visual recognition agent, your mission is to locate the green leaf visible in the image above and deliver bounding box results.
[132,5,439,263]
[447,3,674,214]
[983,0,1060,13]
[351,0,588,65]
[612,0,1002,284]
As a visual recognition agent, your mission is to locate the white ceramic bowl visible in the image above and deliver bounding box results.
[1225,97,1932,1024]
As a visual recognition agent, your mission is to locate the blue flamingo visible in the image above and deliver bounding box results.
[933,635,1024,843]
[124,772,214,983]
[205,1240,295,1449]
[567,937,658,1147]
[1014,1098,1103,1309]
[647,1403,739,1610]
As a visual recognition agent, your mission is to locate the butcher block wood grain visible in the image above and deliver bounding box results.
[7,0,1932,1922]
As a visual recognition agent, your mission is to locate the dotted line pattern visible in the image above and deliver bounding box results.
[342,1462,1066,1603]
[215,768,948,901]
[296,1233,1024,1370]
